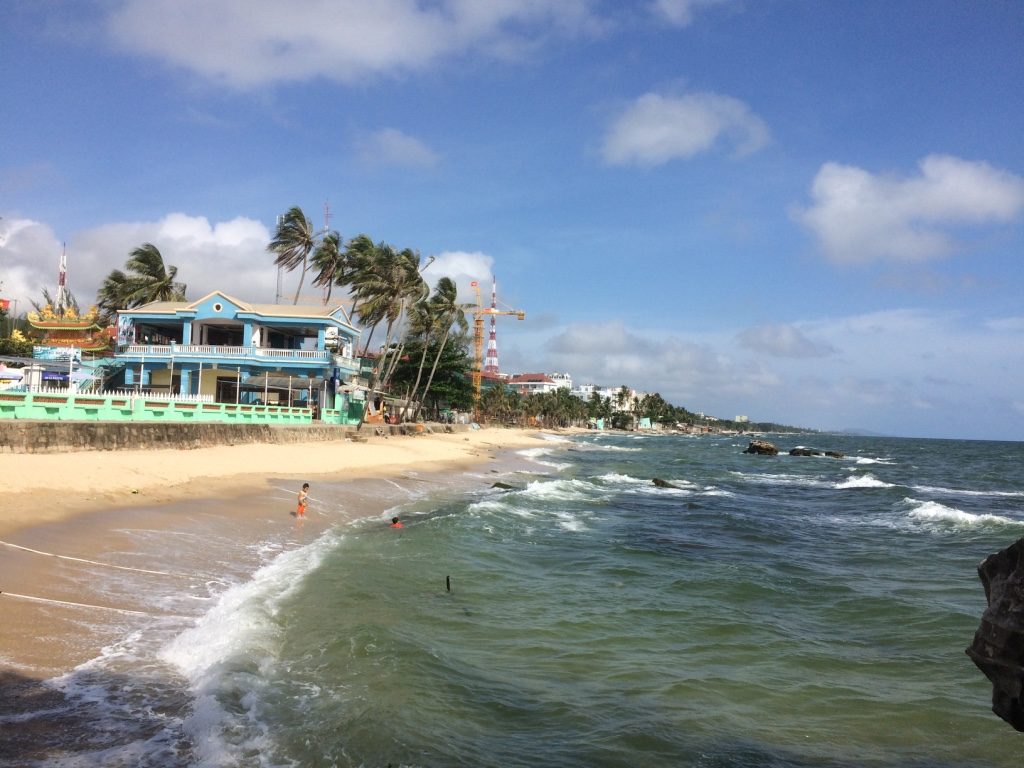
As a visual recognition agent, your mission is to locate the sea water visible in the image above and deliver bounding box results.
[4,433,1024,767]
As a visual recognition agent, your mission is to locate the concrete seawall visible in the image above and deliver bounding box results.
[0,421,466,454]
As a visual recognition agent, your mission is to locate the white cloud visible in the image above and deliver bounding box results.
[650,0,727,27]
[0,213,277,310]
[424,250,495,304]
[356,128,440,170]
[103,0,606,89]
[794,154,1024,265]
[736,323,836,358]
[601,91,769,166]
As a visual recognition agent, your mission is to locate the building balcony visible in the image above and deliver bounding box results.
[116,344,359,372]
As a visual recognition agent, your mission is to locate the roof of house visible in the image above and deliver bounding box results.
[124,291,356,328]
[509,373,555,384]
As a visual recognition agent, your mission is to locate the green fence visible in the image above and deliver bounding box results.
[0,390,315,425]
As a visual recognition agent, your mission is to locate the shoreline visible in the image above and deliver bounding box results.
[0,427,569,681]
[0,426,558,539]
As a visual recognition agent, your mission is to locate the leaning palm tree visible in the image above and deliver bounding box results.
[412,277,470,422]
[311,230,348,305]
[124,243,187,304]
[96,243,186,320]
[351,245,431,429]
[268,206,316,304]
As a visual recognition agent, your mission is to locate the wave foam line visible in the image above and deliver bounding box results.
[0,539,197,579]
[0,590,157,617]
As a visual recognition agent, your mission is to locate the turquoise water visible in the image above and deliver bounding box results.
[8,434,1024,766]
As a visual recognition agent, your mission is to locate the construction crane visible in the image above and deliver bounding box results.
[470,280,524,403]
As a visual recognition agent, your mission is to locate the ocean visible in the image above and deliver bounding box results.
[3,432,1023,767]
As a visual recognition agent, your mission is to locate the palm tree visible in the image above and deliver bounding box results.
[351,245,431,429]
[311,230,348,305]
[268,206,316,304]
[97,243,186,320]
[412,277,470,421]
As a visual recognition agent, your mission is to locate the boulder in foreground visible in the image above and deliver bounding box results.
[966,537,1024,731]
[743,440,778,455]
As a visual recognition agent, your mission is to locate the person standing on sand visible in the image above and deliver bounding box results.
[297,483,309,518]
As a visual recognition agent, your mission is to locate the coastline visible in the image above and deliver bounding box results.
[0,427,563,681]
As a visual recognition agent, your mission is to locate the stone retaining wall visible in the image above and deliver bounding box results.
[0,421,466,454]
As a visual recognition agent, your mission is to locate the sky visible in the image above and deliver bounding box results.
[2,0,1023,440]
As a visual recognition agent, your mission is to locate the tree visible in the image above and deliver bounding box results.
[311,230,348,305]
[409,277,471,421]
[268,206,316,304]
[96,244,185,320]
[350,244,430,429]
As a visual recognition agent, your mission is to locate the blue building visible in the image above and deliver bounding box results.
[112,291,363,416]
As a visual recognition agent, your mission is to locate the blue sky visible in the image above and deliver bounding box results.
[2,0,1023,439]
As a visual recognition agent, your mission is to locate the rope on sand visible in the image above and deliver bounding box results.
[0,590,156,617]
[0,539,197,580]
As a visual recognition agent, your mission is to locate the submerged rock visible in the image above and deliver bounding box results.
[789,447,821,457]
[743,440,778,456]
[967,537,1024,731]
[824,450,845,459]
[652,478,680,489]
[491,481,517,490]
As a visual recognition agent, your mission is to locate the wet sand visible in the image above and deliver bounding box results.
[0,428,557,678]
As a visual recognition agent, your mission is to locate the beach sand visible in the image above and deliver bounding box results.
[0,427,557,681]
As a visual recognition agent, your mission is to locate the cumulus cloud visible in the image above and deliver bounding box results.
[601,91,769,166]
[736,323,836,358]
[650,0,727,27]
[793,154,1024,265]
[423,250,495,303]
[102,0,605,89]
[0,213,277,309]
[356,128,440,170]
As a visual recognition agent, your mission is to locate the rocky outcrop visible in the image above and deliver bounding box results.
[652,478,680,489]
[789,447,845,459]
[966,537,1024,731]
[743,440,778,455]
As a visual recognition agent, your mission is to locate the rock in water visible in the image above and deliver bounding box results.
[966,537,1024,731]
[491,481,517,490]
[789,447,821,457]
[743,440,778,455]
[652,478,680,489]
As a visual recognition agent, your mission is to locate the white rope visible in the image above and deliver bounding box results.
[0,540,196,580]
[0,590,155,617]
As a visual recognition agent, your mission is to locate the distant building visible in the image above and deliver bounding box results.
[735,415,750,423]
[509,372,560,395]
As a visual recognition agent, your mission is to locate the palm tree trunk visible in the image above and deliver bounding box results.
[412,328,450,422]
[291,258,308,304]
[402,338,432,422]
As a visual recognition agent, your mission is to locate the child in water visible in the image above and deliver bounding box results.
[297,483,309,518]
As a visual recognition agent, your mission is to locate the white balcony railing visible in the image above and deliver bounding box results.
[119,344,332,362]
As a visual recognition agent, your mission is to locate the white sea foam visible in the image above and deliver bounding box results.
[911,484,1024,499]
[159,531,341,766]
[835,474,894,489]
[520,477,599,502]
[517,446,573,471]
[902,497,1018,527]
[855,456,896,465]
[731,471,831,489]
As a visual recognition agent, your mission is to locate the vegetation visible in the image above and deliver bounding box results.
[97,243,186,322]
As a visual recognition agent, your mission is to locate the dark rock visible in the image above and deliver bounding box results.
[652,478,680,489]
[824,451,845,459]
[789,448,821,457]
[743,440,778,455]
[966,537,1024,731]
[491,481,517,490]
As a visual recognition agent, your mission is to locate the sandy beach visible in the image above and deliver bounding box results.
[0,427,556,681]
